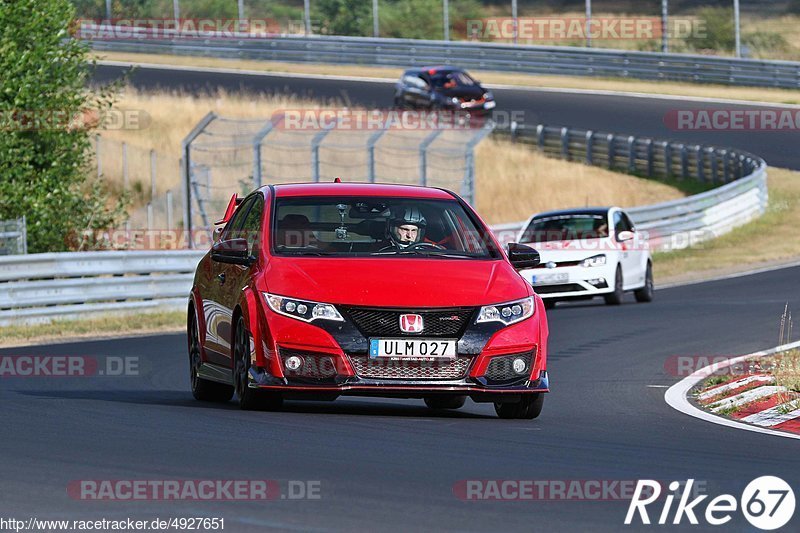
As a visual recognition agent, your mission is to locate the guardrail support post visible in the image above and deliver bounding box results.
[646,139,654,177]
[166,190,174,230]
[21,216,27,255]
[561,127,570,159]
[710,148,719,184]
[696,145,705,183]
[680,145,688,180]
[585,130,594,165]
[664,142,672,179]
[607,133,615,170]
[536,124,545,150]
[722,150,730,182]
[627,136,636,173]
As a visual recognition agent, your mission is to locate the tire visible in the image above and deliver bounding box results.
[189,313,234,403]
[543,299,557,310]
[424,396,467,410]
[634,262,654,303]
[233,316,282,411]
[494,394,544,420]
[604,265,624,306]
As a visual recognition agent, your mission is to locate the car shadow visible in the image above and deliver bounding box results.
[13,389,495,419]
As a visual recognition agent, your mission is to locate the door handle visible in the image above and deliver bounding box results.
[217,273,226,284]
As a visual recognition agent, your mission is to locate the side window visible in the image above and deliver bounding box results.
[240,196,264,255]
[621,212,635,232]
[403,74,428,90]
[613,211,632,239]
[221,196,256,242]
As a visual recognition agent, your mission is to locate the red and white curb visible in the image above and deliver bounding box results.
[665,340,800,440]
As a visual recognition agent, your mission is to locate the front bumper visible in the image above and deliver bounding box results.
[519,264,616,299]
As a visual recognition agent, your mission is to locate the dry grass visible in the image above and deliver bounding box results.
[97,87,685,226]
[654,167,800,283]
[474,138,684,224]
[774,350,800,393]
[0,311,184,348]
[94,50,800,106]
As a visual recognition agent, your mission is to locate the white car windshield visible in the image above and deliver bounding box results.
[520,214,609,243]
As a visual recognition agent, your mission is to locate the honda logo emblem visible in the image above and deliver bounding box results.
[399,314,424,333]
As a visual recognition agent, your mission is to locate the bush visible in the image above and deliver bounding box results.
[0,0,128,252]
[685,7,735,53]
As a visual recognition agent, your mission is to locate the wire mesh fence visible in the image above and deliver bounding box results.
[0,217,27,255]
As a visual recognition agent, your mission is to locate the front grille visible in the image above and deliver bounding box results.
[529,260,581,269]
[343,307,475,338]
[534,283,586,295]
[348,355,472,380]
[279,348,340,380]
[484,351,534,383]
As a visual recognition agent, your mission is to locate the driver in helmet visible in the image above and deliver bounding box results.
[385,206,427,249]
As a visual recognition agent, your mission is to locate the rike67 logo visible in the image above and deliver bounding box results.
[625,477,795,530]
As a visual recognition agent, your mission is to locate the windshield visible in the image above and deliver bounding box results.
[430,71,477,89]
[520,214,609,243]
[272,196,497,259]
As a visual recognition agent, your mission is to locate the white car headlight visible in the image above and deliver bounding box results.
[264,293,344,323]
[476,296,535,326]
[580,254,607,268]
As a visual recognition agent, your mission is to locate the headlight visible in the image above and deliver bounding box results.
[263,293,344,323]
[580,254,607,268]
[451,97,460,105]
[476,296,535,326]
[484,91,494,100]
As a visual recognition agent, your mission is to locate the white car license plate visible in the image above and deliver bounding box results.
[532,273,569,285]
[369,338,457,359]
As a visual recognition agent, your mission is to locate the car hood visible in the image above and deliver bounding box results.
[263,257,529,307]
[438,85,487,100]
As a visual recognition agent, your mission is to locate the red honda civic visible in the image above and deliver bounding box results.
[188,182,550,419]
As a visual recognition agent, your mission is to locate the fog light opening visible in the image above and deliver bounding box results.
[285,355,303,371]
[512,357,528,375]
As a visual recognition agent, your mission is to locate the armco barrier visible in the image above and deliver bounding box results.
[89,31,800,89]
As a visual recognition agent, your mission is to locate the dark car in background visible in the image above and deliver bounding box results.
[394,66,496,114]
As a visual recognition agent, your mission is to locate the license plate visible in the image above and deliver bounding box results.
[532,273,569,285]
[369,338,457,359]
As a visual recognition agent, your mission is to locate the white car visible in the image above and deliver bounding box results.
[515,207,653,308]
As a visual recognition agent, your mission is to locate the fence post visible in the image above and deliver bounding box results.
[150,149,157,199]
[166,190,174,231]
[627,136,636,173]
[710,148,718,184]
[461,123,495,206]
[146,203,153,231]
[252,121,275,188]
[722,149,730,182]
[419,129,444,186]
[646,139,654,177]
[311,122,337,182]
[181,111,217,248]
[607,133,615,169]
[21,215,27,255]
[585,130,594,165]
[367,128,387,183]
[560,127,570,159]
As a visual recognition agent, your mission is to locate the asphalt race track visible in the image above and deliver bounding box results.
[93,63,800,169]
[2,268,799,531]
[1,65,796,531]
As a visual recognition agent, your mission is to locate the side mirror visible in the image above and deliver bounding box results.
[617,230,635,242]
[211,238,254,266]
[507,243,540,270]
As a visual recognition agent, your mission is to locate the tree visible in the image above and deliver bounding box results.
[314,0,372,36]
[0,0,127,252]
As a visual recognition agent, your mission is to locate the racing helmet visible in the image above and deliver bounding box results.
[387,206,427,248]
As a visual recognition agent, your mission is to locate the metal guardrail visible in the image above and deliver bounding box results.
[90,32,800,89]
[0,217,27,256]
[0,250,205,325]
[490,124,767,251]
